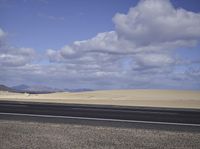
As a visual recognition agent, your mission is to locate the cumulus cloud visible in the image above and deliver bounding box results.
[1,0,200,90]
[134,53,175,68]
[113,0,200,45]
[0,27,36,67]
[0,47,36,67]
[47,0,200,75]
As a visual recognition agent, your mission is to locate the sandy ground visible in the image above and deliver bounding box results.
[0,90,200,109]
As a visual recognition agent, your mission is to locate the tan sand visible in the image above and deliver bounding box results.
[0,90,200,109]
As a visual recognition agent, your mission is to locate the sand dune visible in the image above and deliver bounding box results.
[0,90,200,109]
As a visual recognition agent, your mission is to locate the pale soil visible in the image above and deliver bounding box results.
[0,90,200,109]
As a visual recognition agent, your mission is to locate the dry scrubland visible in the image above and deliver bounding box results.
[0,90,200,109]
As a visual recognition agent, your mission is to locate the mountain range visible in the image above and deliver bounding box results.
[0,84,16,92]
[12,84,61,93]
[0,84,93,93]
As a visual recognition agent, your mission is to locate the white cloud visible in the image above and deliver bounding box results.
[134,53,175,68]
[47,0,200,72]
[113,0,200,45]
[0,47,36,67]
[0,27,36,67]
[0,28,5,38]
[43,0,200,89]
[1,1,200,89]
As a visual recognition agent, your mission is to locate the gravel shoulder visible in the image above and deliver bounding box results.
[0,119,200,149]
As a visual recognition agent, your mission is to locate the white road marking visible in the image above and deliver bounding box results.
[0,112,200,127]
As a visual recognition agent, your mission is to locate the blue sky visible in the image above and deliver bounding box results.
[0,0,200,90]
[0,0,138,51]
[1,0,199,52]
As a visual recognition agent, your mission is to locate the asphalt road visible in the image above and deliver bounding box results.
[0,101,200,149]
[0,100,200,124]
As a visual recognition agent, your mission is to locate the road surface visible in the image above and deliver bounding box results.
[0,101,200,149]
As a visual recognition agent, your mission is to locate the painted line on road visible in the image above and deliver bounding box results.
[0,112,200,127]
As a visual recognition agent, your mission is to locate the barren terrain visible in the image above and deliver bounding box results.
[0,90,200,109]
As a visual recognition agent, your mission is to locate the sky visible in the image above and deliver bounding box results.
[0,0,200,90]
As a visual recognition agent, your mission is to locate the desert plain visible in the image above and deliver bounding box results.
[0,89,200,109]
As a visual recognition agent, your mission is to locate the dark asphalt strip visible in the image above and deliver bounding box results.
[0,100,200,125]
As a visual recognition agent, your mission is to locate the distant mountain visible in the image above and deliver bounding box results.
[12,84,29,91]
[64,88,93,92]
[0,84,16,92]
[11,84,62,94]
[2,84,93,93]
